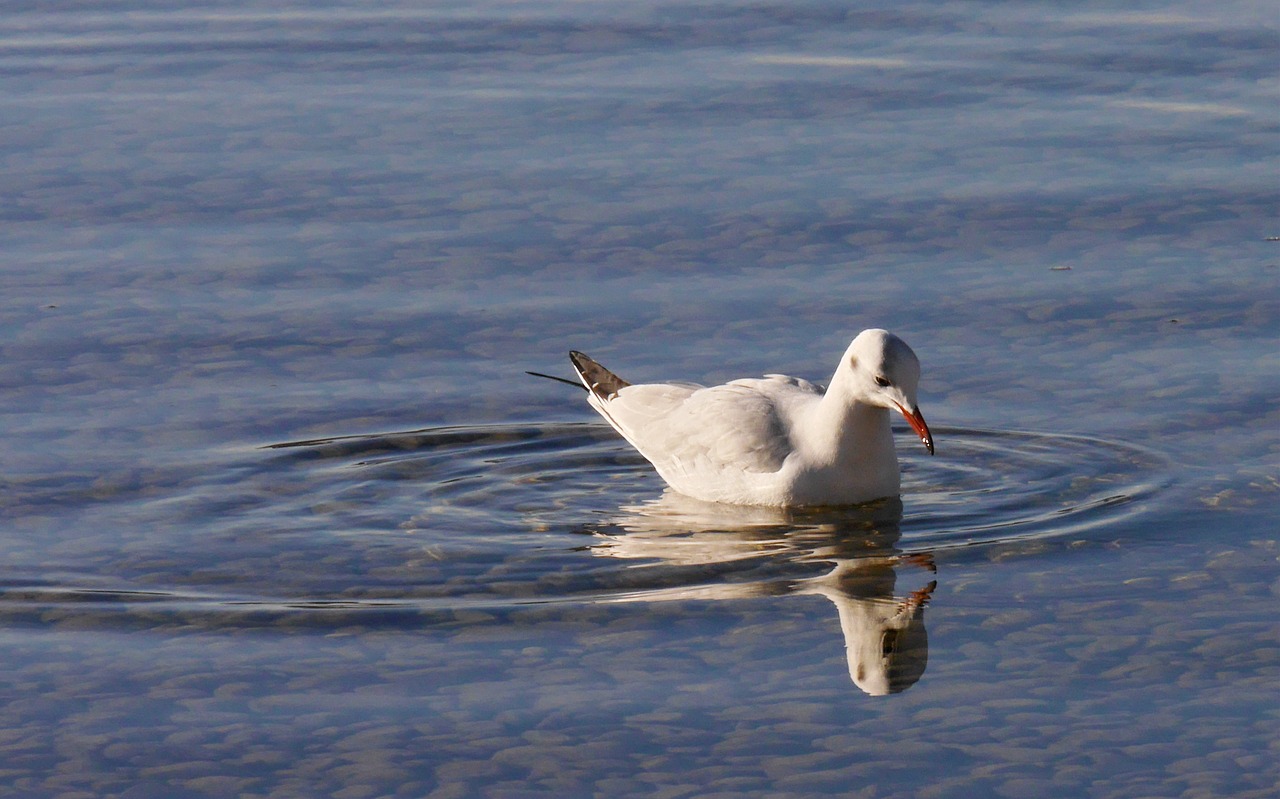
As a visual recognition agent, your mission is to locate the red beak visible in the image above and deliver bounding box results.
[894,403,934,455]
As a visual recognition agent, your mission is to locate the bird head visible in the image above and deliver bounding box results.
[843,329,934,455]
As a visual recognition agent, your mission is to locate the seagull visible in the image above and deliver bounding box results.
[565,329,933,507]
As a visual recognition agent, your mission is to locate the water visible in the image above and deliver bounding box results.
[2,0,1278,796]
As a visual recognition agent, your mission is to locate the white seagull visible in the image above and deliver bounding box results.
[567,329,933,507]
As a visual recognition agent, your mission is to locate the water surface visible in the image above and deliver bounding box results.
[1,1,1278,796]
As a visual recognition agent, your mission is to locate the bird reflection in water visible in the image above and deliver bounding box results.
[587,493,936,696]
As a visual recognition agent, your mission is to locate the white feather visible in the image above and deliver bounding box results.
[572,329,933,507]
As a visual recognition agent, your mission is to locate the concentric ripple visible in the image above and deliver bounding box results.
[0,422,1171,629]
[252,420,1171,614]
[265,421,1171,553]
[898,426,1170,550]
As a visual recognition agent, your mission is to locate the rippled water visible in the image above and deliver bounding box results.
[3,421,1168,615]
[2,0,1278,796]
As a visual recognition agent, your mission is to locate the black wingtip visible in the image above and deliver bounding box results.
[567,351,631,401]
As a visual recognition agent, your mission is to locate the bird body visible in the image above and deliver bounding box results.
[569,329,933,507]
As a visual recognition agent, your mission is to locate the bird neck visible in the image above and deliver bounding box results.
[805,390,895,466]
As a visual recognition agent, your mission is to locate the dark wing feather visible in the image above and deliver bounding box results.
[569,351,631,401]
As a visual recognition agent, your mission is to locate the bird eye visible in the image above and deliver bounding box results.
[881,629,899,658]
[874,376,891,388]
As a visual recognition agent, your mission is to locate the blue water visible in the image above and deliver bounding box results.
[2,1,1278,796]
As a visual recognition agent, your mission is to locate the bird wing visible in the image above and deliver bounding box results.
[597,376,821,480]
[568,352,827,493]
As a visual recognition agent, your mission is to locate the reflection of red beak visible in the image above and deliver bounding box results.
[894,403,934,455]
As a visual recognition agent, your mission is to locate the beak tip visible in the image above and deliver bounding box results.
[896,403,934,456]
